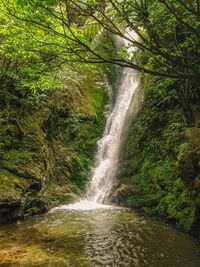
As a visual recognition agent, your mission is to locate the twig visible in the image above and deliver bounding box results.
[15,119,27,135]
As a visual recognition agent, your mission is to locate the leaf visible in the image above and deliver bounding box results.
[38,28,45,36]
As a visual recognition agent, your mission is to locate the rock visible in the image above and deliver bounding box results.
[0,67,108,223]
[176,125,200,190]
[112,183,136,198]
[185,127,200,145]
[176,147,200,185]
[110,183,136,205]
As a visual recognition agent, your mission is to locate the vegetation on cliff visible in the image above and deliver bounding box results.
[115,74,200,234]
[0,0,117,222]
[0,63,110,222]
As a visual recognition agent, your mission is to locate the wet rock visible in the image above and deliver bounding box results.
[111,183,136,205]
[42,237,55,243]
[112,183,136,198]
[176,147,200,186]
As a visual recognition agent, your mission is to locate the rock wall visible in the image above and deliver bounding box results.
[0,68,108,223]
[113,75,200,235]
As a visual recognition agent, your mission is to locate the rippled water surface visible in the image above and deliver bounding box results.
[0,207,200,266]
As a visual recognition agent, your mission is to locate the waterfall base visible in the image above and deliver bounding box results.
[50,200,114,211]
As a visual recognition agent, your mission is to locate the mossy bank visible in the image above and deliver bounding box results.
[113,75,200,236]
[0,66,109,223]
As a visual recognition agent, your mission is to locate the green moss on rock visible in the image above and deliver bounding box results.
[185,127,200,145]
[0,168,28,194]
[114,76,200,235]
[0,65,108,223]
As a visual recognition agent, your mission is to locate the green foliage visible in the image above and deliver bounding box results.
[178,142,191,153]
[0,168,28,194]
[0,0,199,108]
[117,75,198,232]
[64,79,107,188]
[0,55,108,220]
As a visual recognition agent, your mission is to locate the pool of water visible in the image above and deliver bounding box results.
[0,206,200,266]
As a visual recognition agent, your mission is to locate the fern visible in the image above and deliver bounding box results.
[83,18,102,39]
[90,27,105,50]
[83,4,125,51]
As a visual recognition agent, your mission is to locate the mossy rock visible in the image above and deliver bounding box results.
[185,127,200,145]
[1,149,43,180]
[176,147,200,186]
[0,168,28,194]
[0,64,108,223]
[116,75,200,234]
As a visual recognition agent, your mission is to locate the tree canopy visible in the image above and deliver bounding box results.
[1,0,200,93]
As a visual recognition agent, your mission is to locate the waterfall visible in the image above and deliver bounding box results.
[86,70,139,203]
[54,31,142,211]
[86,31,140,203]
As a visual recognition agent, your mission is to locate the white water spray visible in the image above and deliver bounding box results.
[52,31,141,211]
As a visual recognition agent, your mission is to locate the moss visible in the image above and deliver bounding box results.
[60,67,109,190]
[0,168,28,194]
[0,63,108,222]
[115,76,200,233]
[185,127,200,145]
[2,149,33,168]
[194,174,200,191]
[79,71,108,118]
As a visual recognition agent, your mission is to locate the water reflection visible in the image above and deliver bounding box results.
[0,208,200,266]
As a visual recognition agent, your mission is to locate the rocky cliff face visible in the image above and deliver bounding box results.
[0,68,108,223]
[113,75,200,235]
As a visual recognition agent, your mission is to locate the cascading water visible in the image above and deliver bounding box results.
[53,31,141,211]
[86,31,141,204]
[86,70,139,203]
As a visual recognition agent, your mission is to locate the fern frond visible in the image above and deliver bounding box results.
[90,27,105,50]
[83,3,125,50]
[83,19,102,39]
